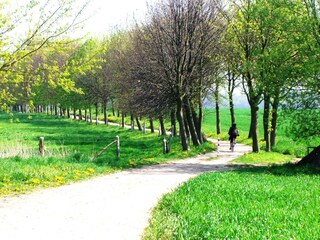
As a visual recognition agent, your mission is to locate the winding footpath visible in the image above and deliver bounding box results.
[0,140,251,240]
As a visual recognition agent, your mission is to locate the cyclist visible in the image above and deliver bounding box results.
[228,123,239,151]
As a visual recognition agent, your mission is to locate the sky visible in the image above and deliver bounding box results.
[83,0,154,36]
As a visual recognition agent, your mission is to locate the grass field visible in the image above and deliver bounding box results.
[202,108,319,158]
[0,112,215,196]
[144,164,320,239]
[102,108,319,158]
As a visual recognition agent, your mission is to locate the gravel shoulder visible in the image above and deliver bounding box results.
[0,140,251,240]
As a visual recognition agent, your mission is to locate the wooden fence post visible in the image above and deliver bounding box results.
[163,138,168,154]
[39,137,45,157]
[143,122,146,134]
[116,136,120,159]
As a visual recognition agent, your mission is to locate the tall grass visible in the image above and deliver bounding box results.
[144,164,320,239]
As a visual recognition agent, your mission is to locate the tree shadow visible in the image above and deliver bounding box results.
[232,163,320,177]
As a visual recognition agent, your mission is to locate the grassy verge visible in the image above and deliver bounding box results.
[0,112,216,197]
[144,164,320,239]
[231,151,297,165]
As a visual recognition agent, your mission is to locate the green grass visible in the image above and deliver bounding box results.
[231,151,296,165]
[144,164,320,239]
[0,112,216,196]
[202,108,320,158]
[98,108,319,158]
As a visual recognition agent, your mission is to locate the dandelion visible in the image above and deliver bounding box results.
[55,176,64,182]
[86,168,95,173]
[73,170,81,176]
[29,178,41,185]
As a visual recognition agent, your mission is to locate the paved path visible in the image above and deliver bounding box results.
[0,141,251,240]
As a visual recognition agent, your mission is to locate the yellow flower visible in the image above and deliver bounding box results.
[29,178,41,185]
[73,170,81,176]
[55,176,65,183]
[86,168,95,173]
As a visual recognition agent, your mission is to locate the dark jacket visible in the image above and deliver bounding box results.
[228,127,239,139]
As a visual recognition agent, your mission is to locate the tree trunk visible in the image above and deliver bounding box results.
[197,97,204,144]
[215,100,221,135]
[73,108,77,120]
[103,101,108,126]
[271,96,280,148]
[184,98,200,146]
[159,115,166,135]
[170,110,177,136]
[229,92,236,125]
[250,104,260,152]
[111,99,115,116]
[184,117,190,139]
[67,108,70,119]
[149,117,155,133]
[130,113,134,130]
[176,97,189,151]
[136,117,142,131]
[89,106,92,123]
[121,112,125,128]
[263,94,271,152]
[79,109,82,121]
[54,105,58,116]
[84,109,87,122]
[215,84,221,135]
[248,119,254,139]
[95,103,99,125]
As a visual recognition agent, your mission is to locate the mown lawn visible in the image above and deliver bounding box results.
[0,112,215,196]
[144,164,320,239]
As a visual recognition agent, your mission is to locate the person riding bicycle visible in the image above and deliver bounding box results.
[228,123,239,150]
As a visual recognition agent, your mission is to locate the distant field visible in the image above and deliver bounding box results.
[100,108,318,157]
[202,108,319,157]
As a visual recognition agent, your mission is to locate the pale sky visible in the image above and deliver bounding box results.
[83,0,154,36]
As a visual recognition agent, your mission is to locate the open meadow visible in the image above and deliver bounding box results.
[0,112,215,196]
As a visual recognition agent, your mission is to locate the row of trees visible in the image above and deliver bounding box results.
[1,0,319,153]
